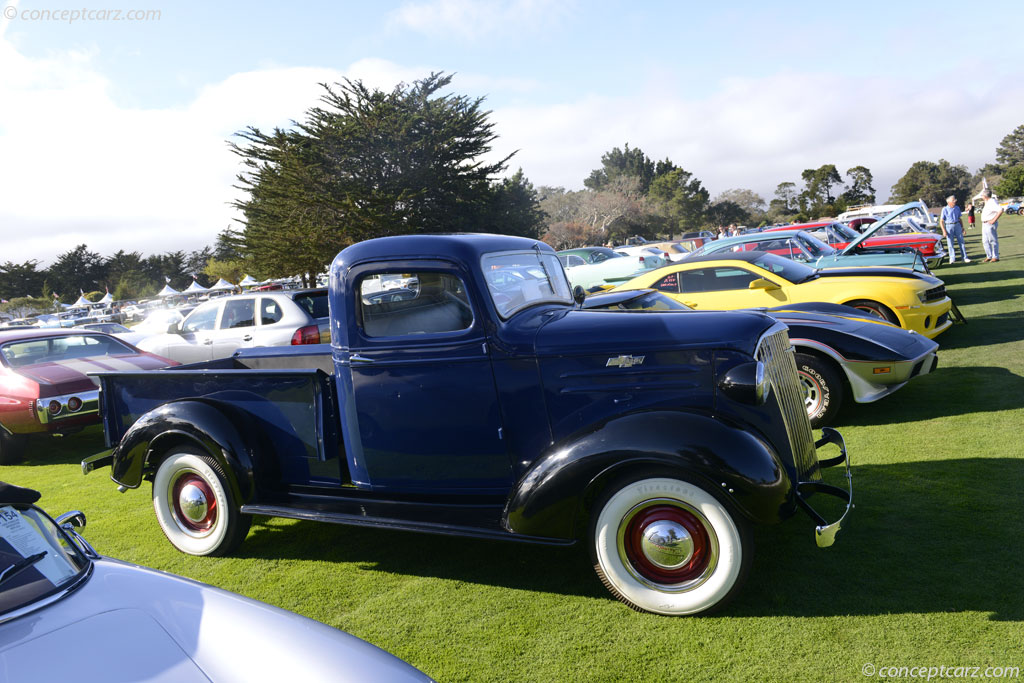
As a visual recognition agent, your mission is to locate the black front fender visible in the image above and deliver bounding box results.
[110,399,264,504]
[503,411,792,541]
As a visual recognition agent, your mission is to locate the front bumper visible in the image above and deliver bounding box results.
[924,250,947,269]
[844,349,938,404]
[795,427,852,548]
[902,298,953,339]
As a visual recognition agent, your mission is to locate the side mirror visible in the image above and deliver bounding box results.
[56,510,87,529]
[572,285,586,306]
[748,278,780,291]
[56,510,98,558]
[167,322,182,334]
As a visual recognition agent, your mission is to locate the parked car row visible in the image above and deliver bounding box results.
[0,220,957,628]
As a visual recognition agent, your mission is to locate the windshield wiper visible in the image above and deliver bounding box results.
[0,551,47,586]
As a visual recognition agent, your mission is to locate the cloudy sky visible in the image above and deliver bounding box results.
[1,0,1022,266]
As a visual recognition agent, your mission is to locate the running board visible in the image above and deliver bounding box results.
[240,504,575,546]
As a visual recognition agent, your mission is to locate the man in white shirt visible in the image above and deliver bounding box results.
[979,189,1003,262]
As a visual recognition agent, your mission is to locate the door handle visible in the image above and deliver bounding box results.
[242,335,253,341]
[202,339,213,345]
[350,354,374,364]
[683,301,698,308]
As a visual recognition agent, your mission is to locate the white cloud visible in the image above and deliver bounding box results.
[388,0,570,40]
[0,43,429,267]
[489,71,1021,206]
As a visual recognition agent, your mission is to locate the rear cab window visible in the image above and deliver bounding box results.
[358,273,473,338]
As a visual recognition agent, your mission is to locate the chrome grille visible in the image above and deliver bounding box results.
[756,327,819,481]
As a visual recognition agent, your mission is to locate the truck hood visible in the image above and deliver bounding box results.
[534,308,773,357]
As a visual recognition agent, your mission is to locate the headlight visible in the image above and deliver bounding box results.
[718,361,770,405]
[917,290,929,303]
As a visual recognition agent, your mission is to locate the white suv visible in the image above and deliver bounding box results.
[136,290,329,364]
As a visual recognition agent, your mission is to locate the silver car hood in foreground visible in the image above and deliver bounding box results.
[0,558,432,683]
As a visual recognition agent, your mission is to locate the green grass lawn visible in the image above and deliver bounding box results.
[7,216,1024,682]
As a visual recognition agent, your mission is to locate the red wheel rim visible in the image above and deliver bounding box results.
[172,473,217,532]
[623,504,711,584]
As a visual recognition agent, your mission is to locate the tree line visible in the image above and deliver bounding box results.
[4,71,1023,308]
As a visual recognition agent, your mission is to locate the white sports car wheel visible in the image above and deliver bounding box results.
[590,476,752,615]
[152,448,250,556]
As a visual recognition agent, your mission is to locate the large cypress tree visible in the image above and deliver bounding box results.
[231,73,538,282]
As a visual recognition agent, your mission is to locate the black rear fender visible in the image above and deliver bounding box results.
[110,399,266,504]
[503,411,792,541]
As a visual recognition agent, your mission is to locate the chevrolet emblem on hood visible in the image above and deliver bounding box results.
[606,355,645,368]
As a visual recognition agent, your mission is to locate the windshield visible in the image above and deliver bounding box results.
[0,334,138,368]
[482,250,573,319]
[796,232,836,256]
[831,223,861,241]
[749,253,817,283]
[882,216,938,235]
[1,506,90,620]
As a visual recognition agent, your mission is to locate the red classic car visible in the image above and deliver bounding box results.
[767,221,946,269]
[0,329,176,464]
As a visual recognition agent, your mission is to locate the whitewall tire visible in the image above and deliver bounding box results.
[590,476,752,616]
[152,448,250,556]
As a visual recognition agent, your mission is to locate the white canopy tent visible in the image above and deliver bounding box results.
[72,295,91,307]
[98,292,114,304]
[183,280,209,294]
[209,278,235,291]
[238,274,259,287]
[157,284,180,298]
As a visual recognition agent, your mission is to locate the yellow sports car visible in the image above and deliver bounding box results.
[614,251,952,338]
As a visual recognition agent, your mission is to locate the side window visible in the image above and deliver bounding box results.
[653,272,680,293]
[590,252,610,264]
[677,268,713,293]
[704,267,760,291]
[221,299,255,329]
[182,303,219,333]
[566,255,586,267]
[260,298,284,325]
[292,293,329,318]
[359,272,473,338]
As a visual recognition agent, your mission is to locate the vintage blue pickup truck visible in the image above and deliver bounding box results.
[83,234,852,616]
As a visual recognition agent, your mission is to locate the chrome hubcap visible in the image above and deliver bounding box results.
[178,483,209,523]
[170,471,217,534]
[640,520,694,569]
[798,372,821,414]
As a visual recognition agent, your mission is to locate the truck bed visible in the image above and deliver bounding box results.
[94,347,343,484]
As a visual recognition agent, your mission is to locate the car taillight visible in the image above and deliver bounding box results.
[638,256,645,263]
[67,396,83,412]
[291,325,320,345]
[48,400,62,415]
